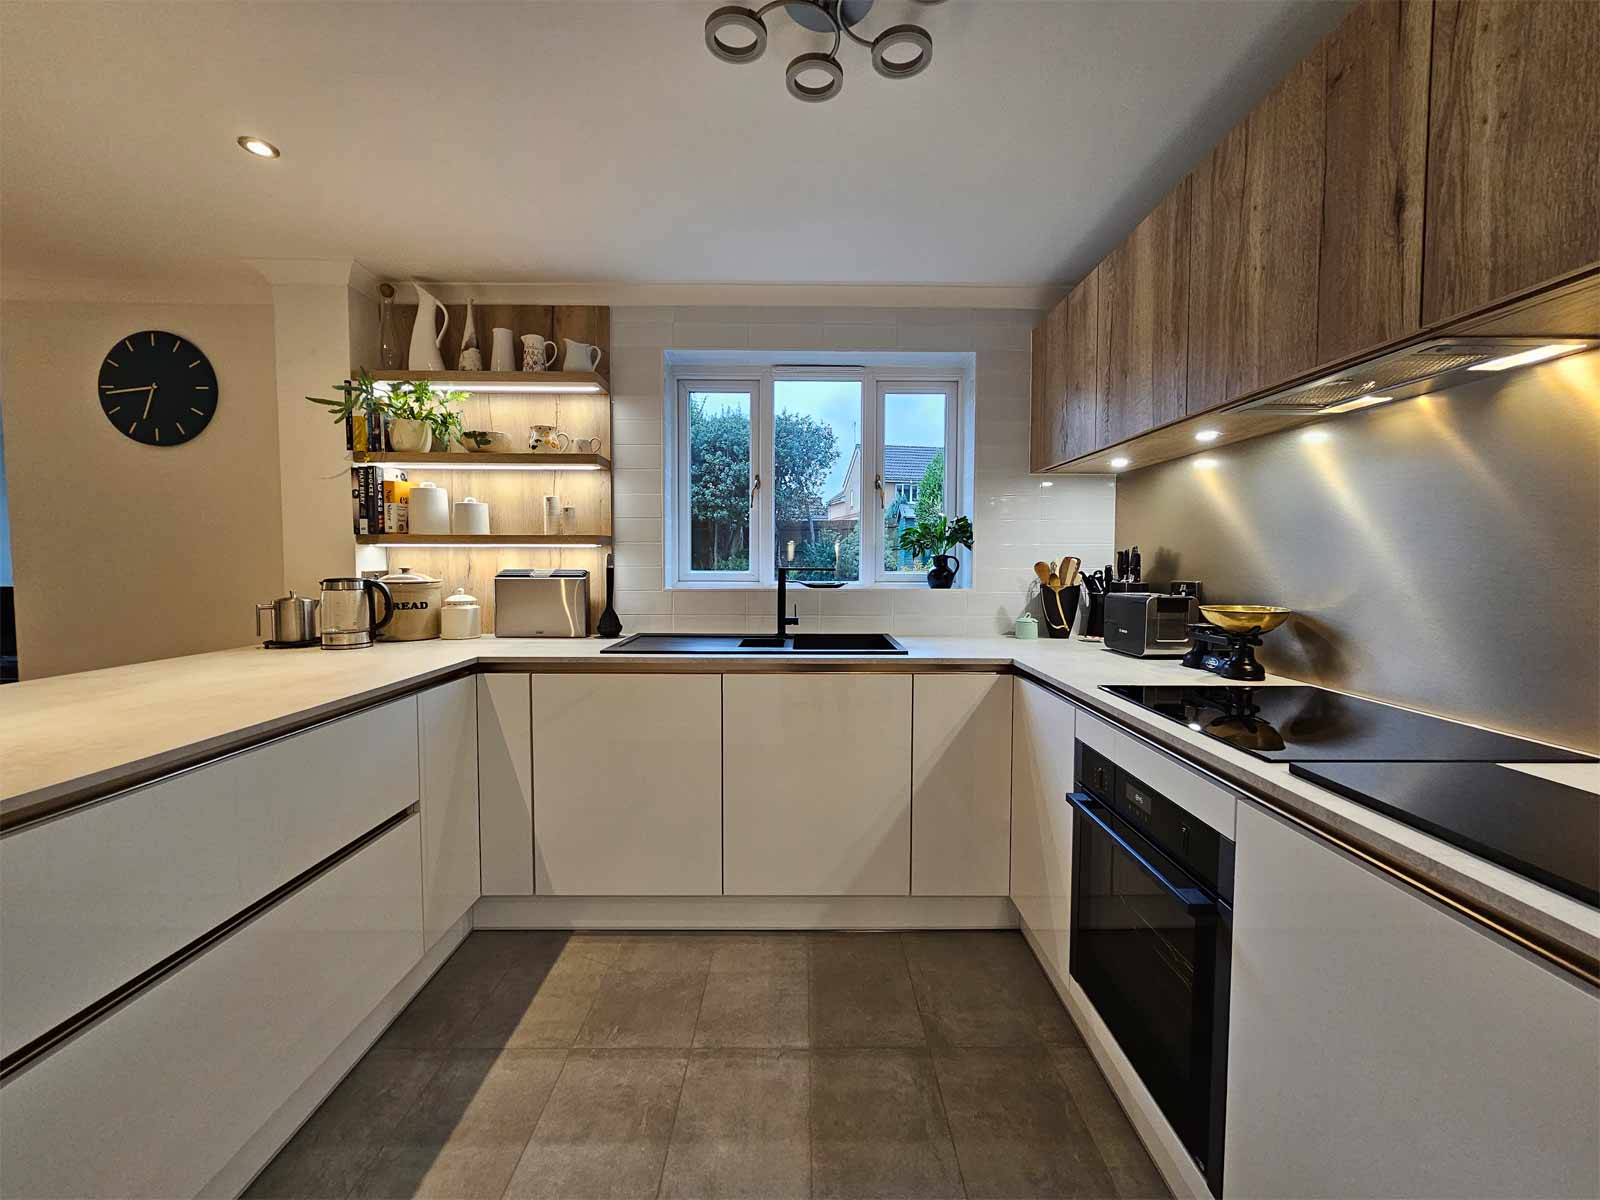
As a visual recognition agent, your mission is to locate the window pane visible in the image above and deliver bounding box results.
[774,379,861,583]
[687,390,753,573]
[882,391,948,572]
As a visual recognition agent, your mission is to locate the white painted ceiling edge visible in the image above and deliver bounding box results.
[0,0,1350,296]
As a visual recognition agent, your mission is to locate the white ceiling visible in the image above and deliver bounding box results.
[0,0,1348,289]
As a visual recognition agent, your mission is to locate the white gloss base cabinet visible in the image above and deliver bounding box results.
[476,674,534,895]
[724,674,913,896]
[1008,678,1077,980]
[418,679,481,946]
[0,815,424,1200]
[0,696,420,1059]
[532,673,723,895]
[911,674,1013,896]
[1226,801,1600,1199]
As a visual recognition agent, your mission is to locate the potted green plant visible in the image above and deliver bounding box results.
[305,368,389,453]
[899,515,974,588]
[382,379,468,452]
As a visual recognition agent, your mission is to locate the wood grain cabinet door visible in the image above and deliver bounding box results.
[1029,316,1050,471]
[1063,269,1102,458]
[1318,0,1431,363]
[1098,182,1191,446]
[1188,50,1326,414]
[1422,0,1600,325]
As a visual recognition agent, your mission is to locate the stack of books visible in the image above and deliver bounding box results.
[352,465,410,535]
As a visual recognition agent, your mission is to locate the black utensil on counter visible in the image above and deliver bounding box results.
[596,553,623,638]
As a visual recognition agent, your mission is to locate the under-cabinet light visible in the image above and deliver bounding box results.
[1109,456,1131,469]
[375,380,603,394]
[375,461,603,471]
[1194,429,1220,442]
[392,542,603,550]
[1323,394,1393,414]
[1039,480,1054,487]
[1300,428,1331,444]
[237,135,280,158]
[1193,457,1220,470]
[1467,343,1591,372]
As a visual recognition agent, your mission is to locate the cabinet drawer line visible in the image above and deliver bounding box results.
[0,804,419,1086]
[1014,668,1599,987]
[2,678,464,837]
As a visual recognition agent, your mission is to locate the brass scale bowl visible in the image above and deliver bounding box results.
[1189,605,1294,689]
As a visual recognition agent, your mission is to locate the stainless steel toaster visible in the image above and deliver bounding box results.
[1102,592,1197,657]
[494,570,590,637]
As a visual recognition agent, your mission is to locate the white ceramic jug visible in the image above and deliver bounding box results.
[490,327,516,372]
[407,283,449,371]
[561,338,603,372]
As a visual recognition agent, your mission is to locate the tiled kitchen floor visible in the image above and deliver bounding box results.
[246,931,1168,1200]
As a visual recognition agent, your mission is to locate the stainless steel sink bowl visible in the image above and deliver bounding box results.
[601,632,907,655]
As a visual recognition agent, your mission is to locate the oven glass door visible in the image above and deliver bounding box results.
[1068,790,1223,1176]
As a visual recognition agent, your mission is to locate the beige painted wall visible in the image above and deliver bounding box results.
[1,299,283,678]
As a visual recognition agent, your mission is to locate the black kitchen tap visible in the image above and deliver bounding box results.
[775,567,803,640]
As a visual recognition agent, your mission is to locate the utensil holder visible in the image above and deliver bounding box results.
[1041,585,1080,637]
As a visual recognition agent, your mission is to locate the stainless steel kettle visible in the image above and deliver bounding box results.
[319,577,394,650]
[256,591,320,647]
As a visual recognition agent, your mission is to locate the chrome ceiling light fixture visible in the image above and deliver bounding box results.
[706,0,942,102]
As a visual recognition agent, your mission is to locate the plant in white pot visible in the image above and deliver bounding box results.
[384,379,467,453]
[305,368,389,453]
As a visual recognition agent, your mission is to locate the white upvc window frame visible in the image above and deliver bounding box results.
[873,378,960,584]
[667,363,963,589]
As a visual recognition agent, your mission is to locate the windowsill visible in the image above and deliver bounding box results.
[667,580,969,591]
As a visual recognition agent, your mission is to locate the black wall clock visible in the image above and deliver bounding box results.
[97,330,218,447]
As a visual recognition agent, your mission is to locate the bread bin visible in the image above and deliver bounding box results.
[408,481,450,534]
[440,588,482,639]
[377,565,443,640]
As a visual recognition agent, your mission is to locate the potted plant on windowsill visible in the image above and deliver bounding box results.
[899,515,974,589]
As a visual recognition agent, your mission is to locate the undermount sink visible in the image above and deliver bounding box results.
[601,632,908,655]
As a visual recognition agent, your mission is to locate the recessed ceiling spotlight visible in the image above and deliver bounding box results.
[237,136,280,159]
[1193,457,1220,470]
[1194,429,1220,443]
[1109,456,1131,470]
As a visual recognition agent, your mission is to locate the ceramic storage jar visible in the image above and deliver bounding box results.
[377,566,443,640]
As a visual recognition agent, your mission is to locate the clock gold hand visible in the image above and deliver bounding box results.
[103,385,157,395]
[143,383,157,419]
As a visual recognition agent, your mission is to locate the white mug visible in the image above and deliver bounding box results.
[489,327,516,372]
[521,335,558,372]
[561,338,603,372]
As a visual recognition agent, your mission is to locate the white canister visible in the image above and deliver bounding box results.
[409,481,450,534]
[440,588,482,640]
[452,496,490,535]
[490,327,516,372]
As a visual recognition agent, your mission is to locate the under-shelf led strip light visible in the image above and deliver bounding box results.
[373,381,603,395]
[374,461,604,471]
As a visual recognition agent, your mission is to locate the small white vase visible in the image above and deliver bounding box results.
[388,418,433,453]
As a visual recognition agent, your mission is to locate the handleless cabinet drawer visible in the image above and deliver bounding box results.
[1076,710,1236,837]
[0,697,420,1058]
[0,814,423,1200]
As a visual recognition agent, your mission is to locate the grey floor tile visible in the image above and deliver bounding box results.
[694,967,809,1048]
[903,932,1083,1049]
[1049,1047,1170,1199]
[810,1049,965,1200]
[706,933,809,974]
[246,1050,445,1199]
[658,1050,810,1199]
[575,968,708,1049]
[385,1049,566,1148]
[933,1048,1116,1199]
[609,932,720,973]
[349,1144,525,1200]
[501,1049,688,1200]
[457,961,609,1050]
[809,934,925,1048]
[375,939,522,1050]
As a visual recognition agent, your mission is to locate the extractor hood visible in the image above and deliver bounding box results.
[1233,337,1597,416]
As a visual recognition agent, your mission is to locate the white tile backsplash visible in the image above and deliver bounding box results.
[602,303,1115,638]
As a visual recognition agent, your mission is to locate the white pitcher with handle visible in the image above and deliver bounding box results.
[407,283,449,371]
[561,338,603,372]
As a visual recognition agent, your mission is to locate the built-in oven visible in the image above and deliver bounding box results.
[1069,741,1234,1197]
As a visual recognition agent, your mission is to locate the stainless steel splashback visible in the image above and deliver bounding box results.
[1113,350,1600,752]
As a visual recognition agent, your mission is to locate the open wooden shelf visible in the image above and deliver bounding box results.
[351,451,610,470]
[366,369,608,394]
[356,534,611,548]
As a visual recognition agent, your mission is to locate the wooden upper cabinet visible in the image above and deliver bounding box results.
[1098,181,1191,446]
[1423,0,1600,325]
[1318,0,1431,363]
[1029,316,1050,471]
[1064,269,1101,460]
[1188,49,1326,415]
[1028,297,1070,471]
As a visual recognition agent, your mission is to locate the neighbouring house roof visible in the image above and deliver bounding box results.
[883,445,941,483]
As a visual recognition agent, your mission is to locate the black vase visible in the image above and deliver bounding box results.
[926,554,959,589]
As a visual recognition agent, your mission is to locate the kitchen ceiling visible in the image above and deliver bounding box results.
[0,0,1347,288]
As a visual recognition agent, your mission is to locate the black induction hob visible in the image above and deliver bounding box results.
[1100,685,1596,764]
[1289,762,1599,907]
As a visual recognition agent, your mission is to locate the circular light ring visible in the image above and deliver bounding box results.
[871,24,931,79]
[236,135,281,158]
[706,6,768,64]
[786,51,843,102]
